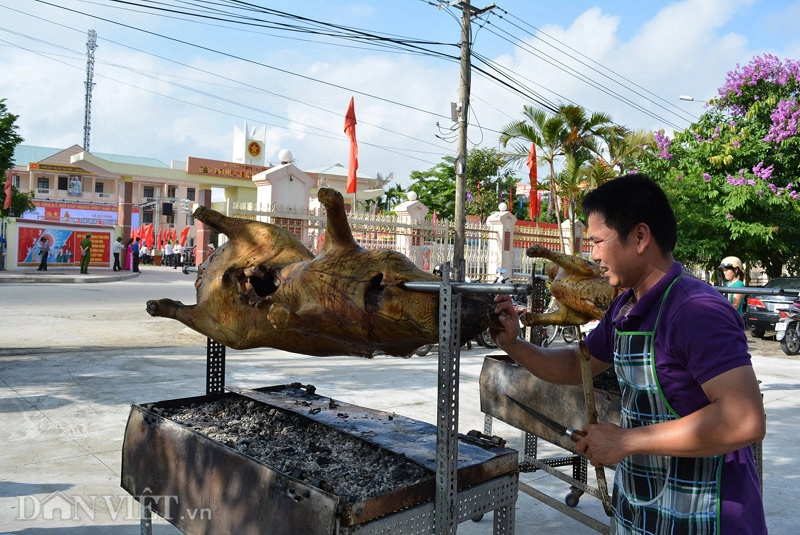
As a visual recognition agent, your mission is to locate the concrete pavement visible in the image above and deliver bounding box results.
[0,268,140,284]
[0,273,798,534]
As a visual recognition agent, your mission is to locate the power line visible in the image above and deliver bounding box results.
[3,6,454,163]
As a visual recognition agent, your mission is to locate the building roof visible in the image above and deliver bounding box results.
[13,145,170,168]
[304,163,374,180]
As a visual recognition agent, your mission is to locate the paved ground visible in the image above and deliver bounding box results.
[0,267,798,534]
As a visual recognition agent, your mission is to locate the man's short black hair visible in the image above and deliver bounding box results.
[582,173,677,253]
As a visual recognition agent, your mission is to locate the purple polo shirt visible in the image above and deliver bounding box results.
[585,262,767,534]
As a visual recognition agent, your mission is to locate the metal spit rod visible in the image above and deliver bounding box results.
[401,281,531,296]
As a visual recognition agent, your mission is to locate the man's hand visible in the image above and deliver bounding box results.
[492,294,522,348]
[574,423,627,467]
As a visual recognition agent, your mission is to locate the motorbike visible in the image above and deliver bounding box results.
[776,298,800,355]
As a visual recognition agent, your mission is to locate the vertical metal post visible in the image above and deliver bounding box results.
[139,501,152,535]
[206,338,226,395]
[435,262,461,535]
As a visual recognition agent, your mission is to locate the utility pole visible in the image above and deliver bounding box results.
[83,30,98,151]
[452,1,494,281]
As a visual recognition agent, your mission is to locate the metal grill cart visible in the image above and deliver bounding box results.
[122,263,528,535]
[479,274,618,534]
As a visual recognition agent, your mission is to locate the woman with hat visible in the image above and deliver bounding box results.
[719,256,746,317]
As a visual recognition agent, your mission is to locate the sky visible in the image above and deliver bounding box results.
[1,0,800,189]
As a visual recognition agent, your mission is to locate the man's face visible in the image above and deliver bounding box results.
[587,213,636,288]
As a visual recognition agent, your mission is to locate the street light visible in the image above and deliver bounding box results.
[679,95,708,103]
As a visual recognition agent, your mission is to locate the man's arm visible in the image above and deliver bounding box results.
[493,295,610,385]
[576,365,765,466]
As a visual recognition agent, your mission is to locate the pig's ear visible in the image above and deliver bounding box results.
[193,206,313,263]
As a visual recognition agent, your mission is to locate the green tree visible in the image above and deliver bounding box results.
[372,182,406,214]
[408,148,517,222]
[0,98,33,218]
[639,55,800,277]
[592,125,654,177]
[500,105,567,221]
[500,103,616,251]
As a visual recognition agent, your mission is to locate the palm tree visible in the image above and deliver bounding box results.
[557,104,614,162]
[500,103,615,253]
[593,126,654,176]
[380,183,407,213]
[499,105,566,221]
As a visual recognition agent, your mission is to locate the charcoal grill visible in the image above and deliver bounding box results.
[122,384,518,535]
[123,263,524,534]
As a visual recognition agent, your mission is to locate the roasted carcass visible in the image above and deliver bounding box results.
[146,188,493,357]
[521,244,622,327]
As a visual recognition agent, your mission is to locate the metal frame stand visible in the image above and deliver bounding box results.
[206,338,225,395]
[432,262,517,535]
[435,265,462,534]
[138,268,522,534]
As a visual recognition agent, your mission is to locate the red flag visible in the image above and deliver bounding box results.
[526,143,539,219]
[343,97,358,194]
[143,224,153,248]
[179,227,190,246]
[432,210,438,226]
[4,171,13,210]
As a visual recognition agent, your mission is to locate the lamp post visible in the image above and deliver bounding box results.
[679,95,708,103]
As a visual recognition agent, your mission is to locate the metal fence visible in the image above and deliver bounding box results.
[230,202,575,281]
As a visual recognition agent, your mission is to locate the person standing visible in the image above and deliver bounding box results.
[173,242,182,269]
[493,173,766,534]
[140,243,151,265]
[131,237,141,273]
[37,236,50,271]
[112,237,124,272]
[165,240,174,268]
[720,256,746,317]
[79,233,92,274]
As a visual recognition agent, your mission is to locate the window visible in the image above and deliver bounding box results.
[37,177,49,191]
[143,186,155,199]
[143,211,154,224]
[12,175,20,188]
[58,175,69,190]
[187,188,196,201]
[95,182,104,194]
[167,186,177,198]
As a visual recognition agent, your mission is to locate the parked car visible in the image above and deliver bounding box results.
[745,277,800,338]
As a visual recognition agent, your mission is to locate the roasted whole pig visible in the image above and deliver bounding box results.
[521,244,622,327]
[146,188,493,357]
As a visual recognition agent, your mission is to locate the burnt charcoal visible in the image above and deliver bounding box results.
[160,397,431,502]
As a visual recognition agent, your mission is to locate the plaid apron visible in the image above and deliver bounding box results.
[611,276,723,534]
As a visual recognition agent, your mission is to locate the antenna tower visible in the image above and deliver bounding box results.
[83,29,98,151]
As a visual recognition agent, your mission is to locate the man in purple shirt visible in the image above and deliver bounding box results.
[493,173,766,534]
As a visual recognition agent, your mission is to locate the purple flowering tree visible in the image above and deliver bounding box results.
[640,54,800,278]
